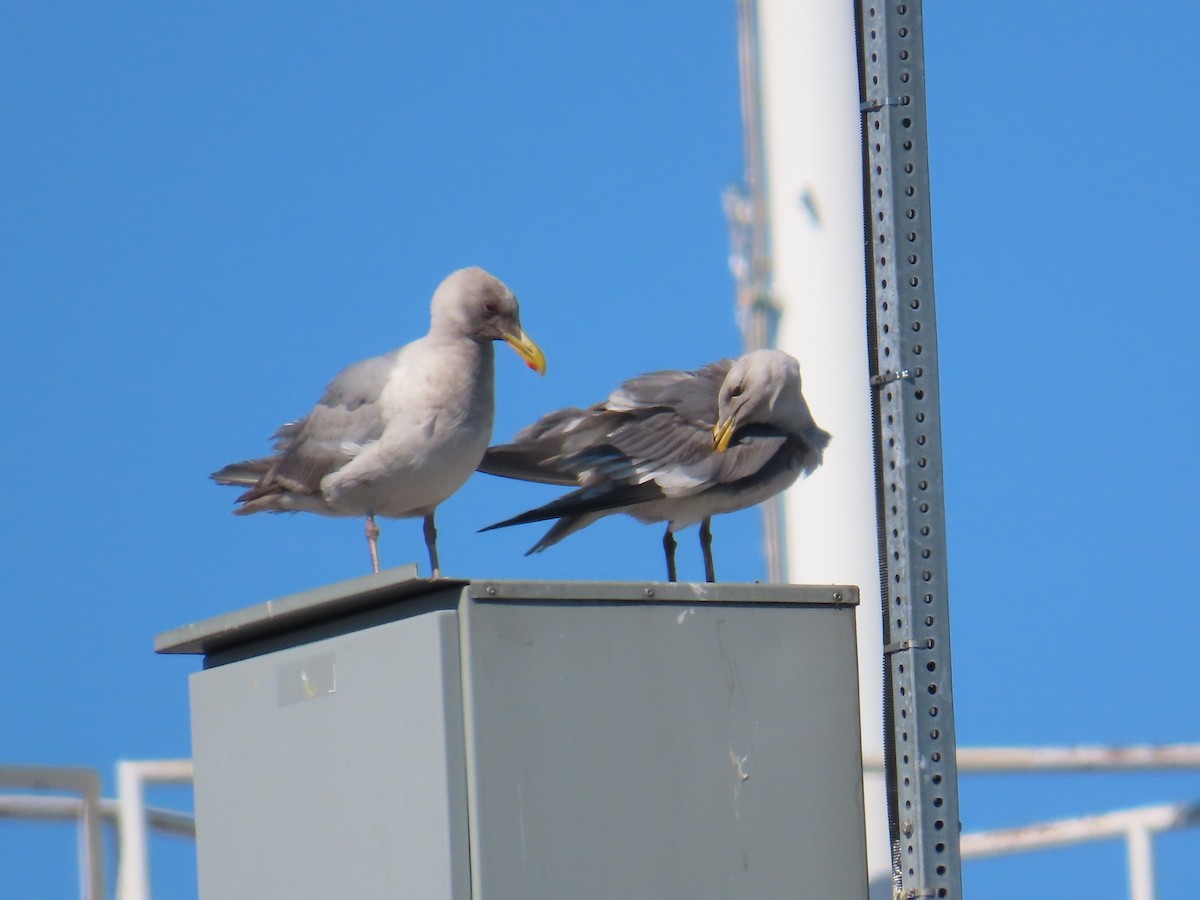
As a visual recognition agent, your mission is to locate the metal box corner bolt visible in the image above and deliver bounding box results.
[158,569,868,899]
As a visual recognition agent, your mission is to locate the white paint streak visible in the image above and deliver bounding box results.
[730,749,749,783]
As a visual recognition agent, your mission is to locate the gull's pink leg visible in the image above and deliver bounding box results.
[366,516,381,574]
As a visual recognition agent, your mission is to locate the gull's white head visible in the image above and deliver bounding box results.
[430,267,546,374]
[712,349,807,452]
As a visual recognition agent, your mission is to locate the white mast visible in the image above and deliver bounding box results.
[730,0,889,879]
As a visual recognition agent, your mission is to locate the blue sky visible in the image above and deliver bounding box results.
[2,3,1197,897]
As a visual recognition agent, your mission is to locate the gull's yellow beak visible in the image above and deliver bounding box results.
[712,417,736,453]
[502,329,547,375]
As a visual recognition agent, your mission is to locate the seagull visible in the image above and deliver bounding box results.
[212,266,546,577]
[478,349,829,582]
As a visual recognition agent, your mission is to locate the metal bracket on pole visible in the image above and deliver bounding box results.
[860,96,909,113]
[855,1,964,896]
[871,368,912,387]
[884,637,934,656]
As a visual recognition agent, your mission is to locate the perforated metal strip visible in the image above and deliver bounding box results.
[856,1,963,897]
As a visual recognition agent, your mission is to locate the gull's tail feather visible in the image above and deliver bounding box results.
[526,513,605,554]
[477,446,579,486]
[211,457,273,487]
[213,456,299,513]
[480,482,661,533]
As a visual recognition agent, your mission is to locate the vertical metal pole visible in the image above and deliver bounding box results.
[116,761,150,900]
[1127,826,1156,900]
[78,772,107,900]
[856,0,963,896]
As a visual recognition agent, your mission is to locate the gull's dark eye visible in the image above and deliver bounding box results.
[730,384,744,398]
[483,301,499,316]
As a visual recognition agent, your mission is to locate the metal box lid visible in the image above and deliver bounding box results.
[156,565,857,658]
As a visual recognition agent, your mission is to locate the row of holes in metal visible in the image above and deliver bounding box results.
[866,1,952,894]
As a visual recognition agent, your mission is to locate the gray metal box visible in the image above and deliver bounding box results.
[158,568,867,899]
